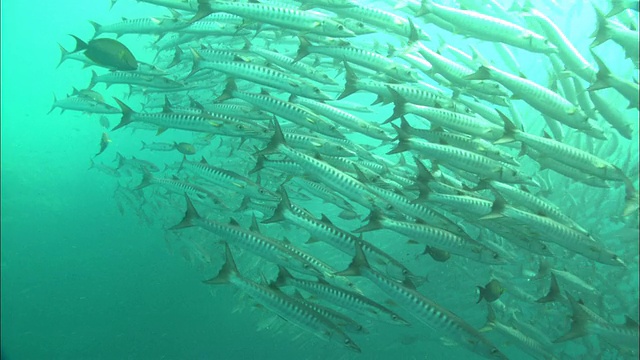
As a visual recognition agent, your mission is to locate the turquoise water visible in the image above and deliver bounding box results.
[2,1,638,359]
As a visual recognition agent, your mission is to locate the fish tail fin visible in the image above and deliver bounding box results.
[187,48,202,79]
[109,0,117,9]
[407,157,433,203]
[248,154,265,175]
[215,78,236,103]
[262,186,291,224]
[88,70,98,90]
[167,46,183,69]
[88,21,102,38]
[47,94,58,115]
[383,87,407,124]
[294,35,311,62]
[476,286,486,304]
[478,197,506,220]
[140,140,147,151]
[352,210,384,233]
[178,154,187,172]
[606,0,629,17]
[415,0,432,16]
[256,117,286,156]
[274,265,293,287]
[464,65,492,81]
[479,304,497,332]
[170,194,202,230]
[493,110,519,144]
[554,293,590,343]
[386,122,412,155]
[115,152,125,170]
[337,61,358,100]
[69,35,88,53]
[203,242,238,285]
[112,98,134,131]
[189,0,215,25]
[587,50,612,91]
[590,6,610,47]
[134,170,154,190]
[56,43,69,69]
[335,240,369,277]
[536,273,562,303]
[88,158,96,170]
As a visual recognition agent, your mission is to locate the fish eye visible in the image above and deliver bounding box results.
[344,338,351,344]
[492,253,499,259]
[391,314,398,320]
[338,25,344,31]
[490,348,499,354]
[313,87,321,93]
[236,124,245,130]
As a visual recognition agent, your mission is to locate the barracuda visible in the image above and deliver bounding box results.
[204,243,361,353]
[389,121,537,186]
[496,111,627,181]
[290,95,392,141]
[172,195,323,277]
[418,0,557,54]
[248,46,338,85]
[259,119,386,210]
[111,98,266,137]
[337,242,508,360]
[217,81,344,139]
[480,199,625,266]
[191,1,356,37]
[263,186,420,284]
[481,305,559,360]
[296,37,419,82]
[413,42,509,97]
[354,210,507,265]
[386,97,504,141]
[179,156,279,201]
[323,3,431,41]
[190,53,332,101]
[89,70,184,90]
[89,16,190,37]
[523,8,597,82]
[274,266,409,325]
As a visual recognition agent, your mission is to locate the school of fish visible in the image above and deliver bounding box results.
[55,0,639,359]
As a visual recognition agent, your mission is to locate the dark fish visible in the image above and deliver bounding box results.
[99,116,110,129]
[70,35,138,71]
[477,279,505,303]
[175,142,196,155]
[423,245,451,262]
[95,132,111,157]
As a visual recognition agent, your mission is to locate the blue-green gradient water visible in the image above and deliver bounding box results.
[2,1,638,359]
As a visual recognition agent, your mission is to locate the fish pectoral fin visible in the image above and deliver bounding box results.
[231,182,245,189]
[439,337,458,347]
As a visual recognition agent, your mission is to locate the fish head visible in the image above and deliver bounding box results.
[341,335,361,353]
[340,18,376,35]
[319,20,356,38]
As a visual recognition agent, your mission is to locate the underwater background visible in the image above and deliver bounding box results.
[2,0,638,359]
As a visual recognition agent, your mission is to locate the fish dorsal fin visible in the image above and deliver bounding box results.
[624,316,639,328]
[320,214,335,226]
[249,213,260,232]
[281,236,290,245]
[200,156,209,165]
[229,218,240,226]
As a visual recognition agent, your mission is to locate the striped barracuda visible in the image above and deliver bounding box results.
[338,242,508,360]
[171,195,324,277]
[204,243,361,353]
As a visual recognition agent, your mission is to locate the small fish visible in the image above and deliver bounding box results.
[175,142,196,155]
[99,116,110,129]
[69,35,138,71]
[423,245,451,262]
[477,279,505,303]
[95,132,111,157]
